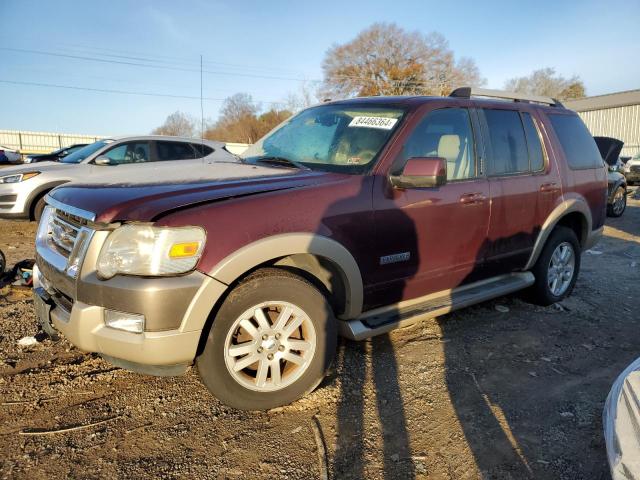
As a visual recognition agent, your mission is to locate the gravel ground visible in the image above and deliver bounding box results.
[1,193,639,479]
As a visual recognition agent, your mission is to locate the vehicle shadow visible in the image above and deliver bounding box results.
[318,176,417,479]
[438,212,640,479]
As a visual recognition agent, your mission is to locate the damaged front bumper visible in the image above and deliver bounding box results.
[33,201,228,376]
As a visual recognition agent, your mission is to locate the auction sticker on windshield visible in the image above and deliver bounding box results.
[349,116,398,130]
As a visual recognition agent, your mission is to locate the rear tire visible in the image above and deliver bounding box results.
[607,186,626,217]
[196,268,337,410]
[527,226,581,306]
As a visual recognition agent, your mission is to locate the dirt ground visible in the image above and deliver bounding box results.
[1,193,639,480]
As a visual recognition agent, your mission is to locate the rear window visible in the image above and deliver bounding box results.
[156,141,197,161]
[483,109,529,175]
[548,114,602,169]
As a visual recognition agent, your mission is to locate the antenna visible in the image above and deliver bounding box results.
[200,54,204,142]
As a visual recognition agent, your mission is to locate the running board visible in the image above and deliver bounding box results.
[338,272,535,341]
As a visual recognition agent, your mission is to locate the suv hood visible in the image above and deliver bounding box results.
[594,136,624,166]
[48,162,343,223]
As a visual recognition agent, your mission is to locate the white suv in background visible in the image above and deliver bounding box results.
[0,136,237,221]
[623,153,640,185]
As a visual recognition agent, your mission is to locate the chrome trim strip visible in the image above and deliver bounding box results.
[52,215,81,233]
[45,195,96,222]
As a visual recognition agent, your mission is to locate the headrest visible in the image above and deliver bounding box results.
[438,135,461,160]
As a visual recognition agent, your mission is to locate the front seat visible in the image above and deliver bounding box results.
[133,146,148,163]
[438,134,471,180]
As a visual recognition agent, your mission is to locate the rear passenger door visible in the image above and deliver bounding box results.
[478,106,559,272]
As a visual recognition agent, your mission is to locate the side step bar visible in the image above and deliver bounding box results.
[338,272,535,341]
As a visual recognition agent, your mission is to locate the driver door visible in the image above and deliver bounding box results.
[369,105,491,308]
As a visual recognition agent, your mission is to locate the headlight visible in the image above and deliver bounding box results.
[0,172,40,183]
[96,225,206,279]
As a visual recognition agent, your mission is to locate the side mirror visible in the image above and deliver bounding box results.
[94,155,112,166]
[390,156,447,189]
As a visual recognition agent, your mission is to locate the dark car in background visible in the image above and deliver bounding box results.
[594,136,627,217]
[23,144,88,164]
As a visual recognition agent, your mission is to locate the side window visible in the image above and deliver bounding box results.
[547,114,602,169]
[402,108,476,181]
[191,143,214,158]
[156,141,197,161]
[521,113,545,171]
[103,142,150,165]
[482,109,529,175]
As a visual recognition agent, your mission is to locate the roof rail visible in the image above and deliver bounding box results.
[449,87,564,107]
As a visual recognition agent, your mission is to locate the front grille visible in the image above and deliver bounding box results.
[631,165,640,173]
[0,194,17,203]
[49,209,86,259]
[37,204,94,278]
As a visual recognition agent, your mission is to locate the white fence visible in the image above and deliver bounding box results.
[0,130,105,155]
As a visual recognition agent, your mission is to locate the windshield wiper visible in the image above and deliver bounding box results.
[254,156,310,170]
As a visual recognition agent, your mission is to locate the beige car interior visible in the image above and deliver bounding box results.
[437,134,472,180]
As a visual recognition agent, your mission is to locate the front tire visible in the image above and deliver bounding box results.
[607,186,626,217]
[197,268,337,410]
[33,196,46,223]
[528,226,581,306]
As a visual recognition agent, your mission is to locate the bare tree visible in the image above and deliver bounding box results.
[204,93,292,144]
[504,68,586,100]
[285,81,319,112]
[320,23,484,99]
[151,111,197,137]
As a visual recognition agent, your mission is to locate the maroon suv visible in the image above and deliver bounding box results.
[33,88,607,410]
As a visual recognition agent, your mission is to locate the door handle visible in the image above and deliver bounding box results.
[540,182,560,193]
[459,193,486,205]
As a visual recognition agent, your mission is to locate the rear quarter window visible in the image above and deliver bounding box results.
[156,141,197,161]
[548,114,602,169]
[191,143,214,158]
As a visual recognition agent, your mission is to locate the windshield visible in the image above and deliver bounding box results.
[241,104,405,174]
[60,140,112,164]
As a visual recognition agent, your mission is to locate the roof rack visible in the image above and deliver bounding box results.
[449,87,564,108]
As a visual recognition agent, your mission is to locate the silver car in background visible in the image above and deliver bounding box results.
[0,136,237,220]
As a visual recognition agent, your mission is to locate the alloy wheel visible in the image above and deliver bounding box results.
[613,188,626,215]
[547,242,575,297]
[223,301,317,392]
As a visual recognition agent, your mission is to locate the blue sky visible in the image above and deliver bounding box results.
[1,0,638,135]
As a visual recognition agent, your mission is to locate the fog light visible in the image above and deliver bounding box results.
[104,309,145,334]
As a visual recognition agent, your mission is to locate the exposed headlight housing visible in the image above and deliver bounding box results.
[96,225,206,279]
[0,172,40,183]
